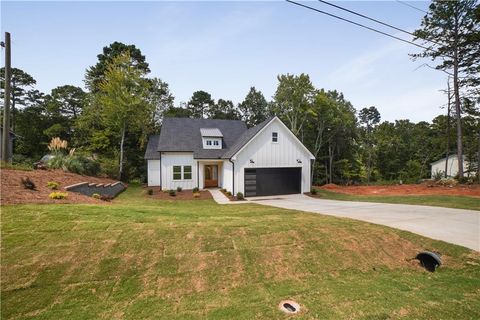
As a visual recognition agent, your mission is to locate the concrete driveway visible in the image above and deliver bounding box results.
[248,194,480,251]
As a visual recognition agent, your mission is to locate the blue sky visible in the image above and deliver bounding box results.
[1,1,447,122]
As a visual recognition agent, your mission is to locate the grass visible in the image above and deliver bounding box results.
[1,185,480,319]
[1,161,33,171]
[313,188,480,211]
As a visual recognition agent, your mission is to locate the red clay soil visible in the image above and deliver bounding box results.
[144,187,212,200]
[318,183,480,197]
[1,169,119,205]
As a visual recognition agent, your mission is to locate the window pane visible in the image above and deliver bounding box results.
[173,166,181,173]
[184,173,192,179]
[272,132,278,142]
[213,140,219,146]
[173,166,181,180]
[207,140,212,145]
[173,173,182,180]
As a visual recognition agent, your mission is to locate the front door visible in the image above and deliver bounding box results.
[204,165,218,188]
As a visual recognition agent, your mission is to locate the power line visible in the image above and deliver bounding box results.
[395,0,429,14]
[286,0,437,54]
[316,0,441,46]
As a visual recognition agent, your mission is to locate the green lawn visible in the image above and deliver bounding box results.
[2,186,480,319]
[314,188,480,211]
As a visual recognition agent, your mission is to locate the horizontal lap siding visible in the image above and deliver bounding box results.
[161,153,197,190]
[234,120,311,194]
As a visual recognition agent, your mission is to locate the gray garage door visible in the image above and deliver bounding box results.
[244,167,301,197]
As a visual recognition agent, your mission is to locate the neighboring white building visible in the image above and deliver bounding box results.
[430,155,470,178]
[145,116,315,197]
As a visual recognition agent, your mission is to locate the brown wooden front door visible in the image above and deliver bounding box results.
[204,165,218,188]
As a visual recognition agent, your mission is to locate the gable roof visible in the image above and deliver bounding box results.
[144,135,160,159]
[157,117,247,159]
[221,116,274,159]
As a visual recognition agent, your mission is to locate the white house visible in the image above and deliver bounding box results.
[430,154,470,178]
[144,116,315,197]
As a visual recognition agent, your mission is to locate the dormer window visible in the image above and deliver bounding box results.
[272,132,278,143]
[200,128,223,149]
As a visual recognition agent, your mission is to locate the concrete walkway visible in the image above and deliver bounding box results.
[208,189,245,205]
[247,194,480,251]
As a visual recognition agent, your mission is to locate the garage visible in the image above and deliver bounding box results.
[244,167,302,197]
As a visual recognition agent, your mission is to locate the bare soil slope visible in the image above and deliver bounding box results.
[319,183,480,197]
[1,169,118,204]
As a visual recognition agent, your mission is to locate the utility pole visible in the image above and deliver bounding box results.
[1,32,11,162]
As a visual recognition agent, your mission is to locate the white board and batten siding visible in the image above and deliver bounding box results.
[147,160,161,186]
[233,119,314,194]
[161,152,197,190]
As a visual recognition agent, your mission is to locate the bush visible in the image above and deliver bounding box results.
[193,187,199,193]
[169,190,176,197]
[47,181,59,190]
[226,191,232,196]
[310,188,318,195]
[48,153,100,176]
[193,192,201,198]
[147,189,153,195]
[220,188,226,193]
[458,176,470,184]
[236,192,244,200]
[92,193,101,199]
[21,177,36,190]
[49,191,68,200]
[177,186,182,192]
[432,170,444,181]
[163,189,170,193]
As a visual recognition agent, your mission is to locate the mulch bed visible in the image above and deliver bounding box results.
[1,168,118,205]
[219,189,246,201]
[144,187,212,200]
[317,182,480,197]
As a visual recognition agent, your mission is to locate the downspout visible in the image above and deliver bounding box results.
[197,161,200,189]
[159,152,162,191]
[229,158,235,194]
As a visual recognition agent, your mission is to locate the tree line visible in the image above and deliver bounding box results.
[1,0,478,183]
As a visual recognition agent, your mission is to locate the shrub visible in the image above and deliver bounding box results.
[310,188,318,195]
[177,186,182,192]
[21,177,36,190]
[47,181,59,190]
[220,188,226,192]
[193,187,199,193]
[193,192,201,198]
[226,191,232,196]
[163,189,170,193]
[432,170,444,181]
[49,191,68,200]
[169,190,176,197]
[236,192,244,200]
[458,176,470,184]
[92,193,101,199]
[147,189,153,195]
[48,153,100,176]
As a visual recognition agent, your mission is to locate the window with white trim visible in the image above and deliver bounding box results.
[272,132,278,143]
[213,140,219,146]
[173,166,182,180]
[173,165,192,180]
[206,140,212,146]
[183,165,192,180]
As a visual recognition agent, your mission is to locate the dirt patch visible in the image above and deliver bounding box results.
[143,187,212,200]
[219,189,246,202]
[1,168,118,205]
[317,183,480,197]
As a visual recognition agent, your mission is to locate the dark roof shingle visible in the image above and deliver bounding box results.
[157,118,248,159]
[144,135,160,159]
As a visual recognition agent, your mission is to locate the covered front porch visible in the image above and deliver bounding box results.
[197,159,228,190]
